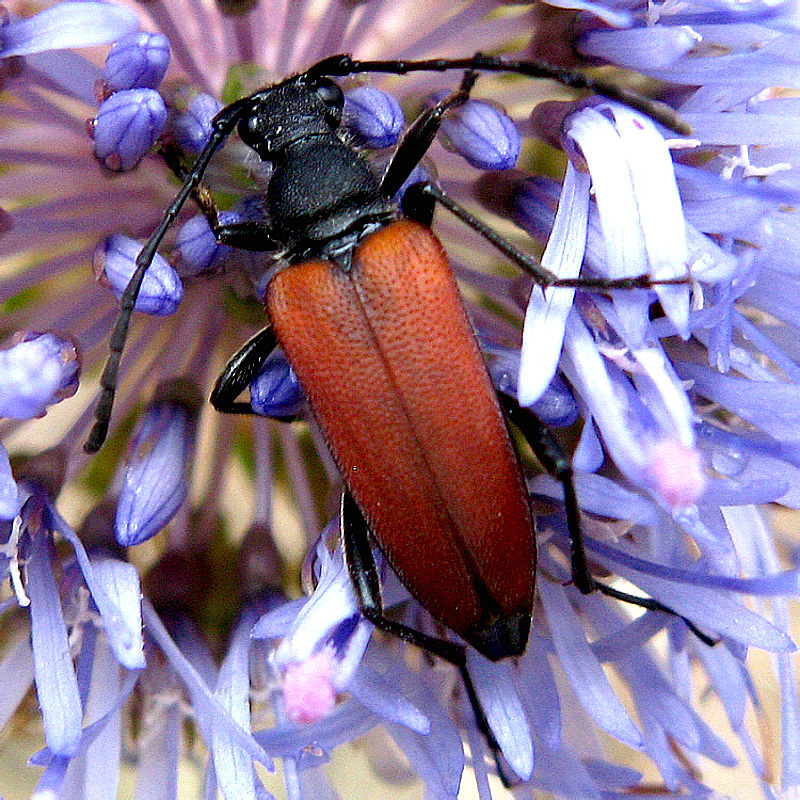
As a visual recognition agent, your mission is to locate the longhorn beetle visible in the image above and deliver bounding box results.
[86,52,705,772]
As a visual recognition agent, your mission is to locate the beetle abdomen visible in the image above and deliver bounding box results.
[266,219,535,659]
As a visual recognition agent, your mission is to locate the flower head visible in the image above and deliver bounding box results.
[1,1,799,798]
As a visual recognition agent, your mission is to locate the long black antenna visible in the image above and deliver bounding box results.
[308,54,691,136]
[84,98,251,452]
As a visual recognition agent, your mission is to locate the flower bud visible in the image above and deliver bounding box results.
[442,99,520,170]
[92,88,167,172]
[344,86,404,148]
[175,212,231,276]
[250,351,306,418]
[0,332,79,419]
[94,234,183,315]
[172,92,222,153]
[114,381,201,546]
[104,32,170,91]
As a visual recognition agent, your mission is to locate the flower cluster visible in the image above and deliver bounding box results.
[0,1,799,798]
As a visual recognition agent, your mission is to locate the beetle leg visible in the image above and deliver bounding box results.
[213,221,282,251]
[497,393,716,646]
[380,68,477,201]
[340,490,520,784]
[161,141,282,252]
[210,327,279,414]
[405,181,689,291]
[340,490,467,662]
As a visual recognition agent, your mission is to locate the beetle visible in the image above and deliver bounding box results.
[86,54,702,688]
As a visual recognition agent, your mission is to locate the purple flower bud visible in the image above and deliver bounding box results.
[114,382,201,546]
[0,332,79,419]
[530,375,579,428]
[103,32,170,91]
[171,92,222,153]
[94,234,183,315]
[441,99,521,170]
[175,212,231,276]
[92,88,167,172]
[250,352,306,418]
[343,86,404,148]
[488,347,579,427]
[0,2,138,58]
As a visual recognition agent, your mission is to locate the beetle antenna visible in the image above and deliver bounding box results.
[309,53,690,136]
[84,99,251,452]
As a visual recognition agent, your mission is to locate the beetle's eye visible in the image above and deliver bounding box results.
[313,79,344,118]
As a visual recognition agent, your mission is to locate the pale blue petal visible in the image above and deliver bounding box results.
[28,533,82,756]
[565,105,651,343]
[49,507,144,670]
[348,663,430,734]
[32,754,70,799]
[538,580,643,748]
[543,0,632,27]
[679,362,800,440]
[466,649,534,781]
[579,26,699,70]
[517,634,561,748]
[134,701,180,798]
[529,737,604,798]
[0,630,33,729]
[0,3,138,57]
[375,648,463,797]
[519,162,588,405]
[141,599,273,770]
[611,564,795,651]
[90,558,145,670]
[0,442,22,518]
[80,635,124,799]
[573,417,604,472]
[214,609,258,800]
[604,104,690,336]
[695,642,748,730]
[251,598,306,639]
[273,548,360,668]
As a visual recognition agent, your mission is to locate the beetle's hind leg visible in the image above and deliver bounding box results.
[340,490,521,786]
[497,392,716,646]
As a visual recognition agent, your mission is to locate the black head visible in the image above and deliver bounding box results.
[236,76,344,160]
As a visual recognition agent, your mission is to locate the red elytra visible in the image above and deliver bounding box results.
[266,219,535,660]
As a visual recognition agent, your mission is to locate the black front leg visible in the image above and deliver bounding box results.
[210,327,278,414]
[214,220,282,251]
[380,68,478,201]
